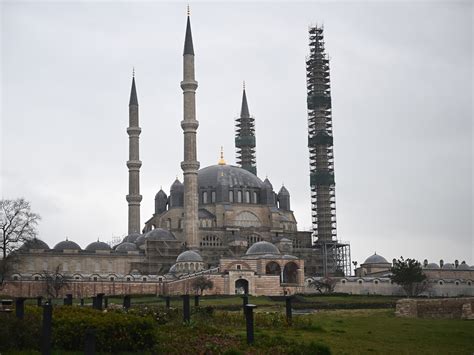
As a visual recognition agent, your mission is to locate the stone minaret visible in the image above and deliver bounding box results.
[180,14,200,249]
[126,73,142,235]
[235,84,257,175]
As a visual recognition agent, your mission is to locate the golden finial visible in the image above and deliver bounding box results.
[218,146,226,165]
[187,4,190,16]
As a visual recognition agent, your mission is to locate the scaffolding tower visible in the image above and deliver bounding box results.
[235,87,257,175]
[306,25,351,276]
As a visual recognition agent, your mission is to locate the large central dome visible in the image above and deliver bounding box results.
[198,165,263,189]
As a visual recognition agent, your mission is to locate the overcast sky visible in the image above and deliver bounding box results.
[1,1,472,268]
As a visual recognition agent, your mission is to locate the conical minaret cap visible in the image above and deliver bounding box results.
[183,15,195,55]
[240,87,250,117]
[129,76,138,106]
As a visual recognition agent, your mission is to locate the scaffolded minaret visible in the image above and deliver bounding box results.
[180,13,200,249]
[126,73,142,235]
[306,26,351,276]
[235,84,257,175]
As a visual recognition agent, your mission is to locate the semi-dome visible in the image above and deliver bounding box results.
[115,242,138,252]
[176,250,203,262]
[85,241,111,251]
[135,234,146,246]
[54,239,81,251]
[20,238,50,250]
[124,232,141,243]
[442,263,454,269]
[145,228,176,241]
[363,253,389,265]
[425,263,440,269]
[198,165,263,189]
[246,241,280,256]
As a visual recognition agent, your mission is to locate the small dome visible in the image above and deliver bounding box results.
[115,242,137,252]
[155,189,167,199]
[135,234,146,246]
[168,264,178,273]
[145,228,176,241]
[124,232,141,243]
[171,178,184,191]
[425,263,440,269]
[262,178,273,189]
[282,254,298,259]
[279,237,291,242]
[246,241,280,256]
[85,241,111,251]
[442,263,454,269]
[278,186,289,196]
[54,239,81,251]
[21,238,50,250]
[457,263,470,270]
[363,253,389,264]
[176,250,203,262]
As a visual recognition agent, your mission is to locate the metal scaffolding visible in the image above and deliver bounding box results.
[235,88,257,175]
[306,25,351,276]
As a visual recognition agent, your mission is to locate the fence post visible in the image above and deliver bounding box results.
[182,294,190,323]
[41,303,53,355]
[96,293,104,310]
[80,298,85,307]
[165,296,170,309]
[285,296,293,325]
[104,296,108,309]
[84,329,96,355]
[244,304,257,345]
[91,296,97,310]
[15,298,25,319]
[194,295,199,307]
[37,296,43,307]
[241,294,249,313]
[123,295,131,309]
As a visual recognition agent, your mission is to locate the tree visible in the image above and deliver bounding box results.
[390,257,428,297]
[308,277,337,294]
[43,264,70,298]
[1,198,41,258]
[191,276,214,295]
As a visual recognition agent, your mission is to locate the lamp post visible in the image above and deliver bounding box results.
[352,261,358,276]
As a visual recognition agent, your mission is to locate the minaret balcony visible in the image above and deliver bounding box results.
[127,127,142,136]
[180,80,198,91]
[127,160,142,170]
[181,119,199,131]
[181,161,200,172]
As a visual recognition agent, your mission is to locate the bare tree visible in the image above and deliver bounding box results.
[1,198,41,258]
[308,277,337,294]
[43,265,71,299]
[191,276,214,295]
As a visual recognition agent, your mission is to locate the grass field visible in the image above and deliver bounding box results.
[7,295,474,354]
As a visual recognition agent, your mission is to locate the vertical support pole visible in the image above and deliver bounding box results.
[84,329,96,355]
[165,296,170,309]
[285,296,292,325]
[91,297,97,310]
[104,296,108,309]
[123,295,131,309]
[194,295,199,307]
[41,303,53,355]
[182,295,190,322]
[15,298,25,319]
[80,298,85,307]
[37,296,43,307]
[244,304,257,345]
[66,294,73,305]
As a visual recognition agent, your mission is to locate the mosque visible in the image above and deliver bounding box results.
[5,14,472,298]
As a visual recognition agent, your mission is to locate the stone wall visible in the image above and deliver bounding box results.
[395,297,474,319]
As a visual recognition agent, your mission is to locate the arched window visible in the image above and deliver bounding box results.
[203,191,208,204]
[229,190,234,202]
[245,191,250,203]
[211,191,216,203]
[235,211,262,228]
[237,190,242,203]
[253,191,258,204]
[246,234,262,245]
[166,219,171,229]
[266,262,281,276]
[282,262,298,284]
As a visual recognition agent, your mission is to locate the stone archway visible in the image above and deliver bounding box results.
[283,262,298,284]
[265,261,281,275]
[235,278,249,294]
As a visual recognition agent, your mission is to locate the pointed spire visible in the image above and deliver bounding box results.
[218,146,226,165]
[129,74,138,106]
[183,11,194,55]
[240,83,250,117]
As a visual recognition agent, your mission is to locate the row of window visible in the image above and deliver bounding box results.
[202,190,259,204]
[15,275,164,283]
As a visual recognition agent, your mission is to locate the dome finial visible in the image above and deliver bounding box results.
[132,67,135,78]
[218,146,226,165]
[187,4,190,16]
[243,80,245,90]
